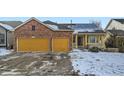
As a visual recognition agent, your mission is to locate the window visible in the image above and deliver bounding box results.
[89,36,96,43]
[32,25,35,31]
[0,34,5,44]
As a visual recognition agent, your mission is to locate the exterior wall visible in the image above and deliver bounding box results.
[106,20,124,30]
[116,36,124,47]
[14,19,73,51]
[0,27,14,48]
[104,32,111,41]
[0,27,6,47]
[7,31,14,49]
[86,35,105,48]
[76,33,106,49]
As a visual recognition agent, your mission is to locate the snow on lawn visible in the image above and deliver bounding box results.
[69,49,124,76]
[0,48,12,56]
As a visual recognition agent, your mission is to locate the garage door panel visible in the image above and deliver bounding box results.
[18,38,49,52]
[52,38,69,52]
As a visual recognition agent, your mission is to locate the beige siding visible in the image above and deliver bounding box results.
[106,20,124,30]
[87,35,105,48]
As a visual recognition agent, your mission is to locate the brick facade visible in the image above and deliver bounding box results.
[14,19,73,51]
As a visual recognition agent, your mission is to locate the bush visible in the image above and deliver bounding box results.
[104,48,119,52]
[119,47,124,53]
[89,47,100,52]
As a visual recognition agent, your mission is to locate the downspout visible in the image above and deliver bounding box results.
[6,30,8,49]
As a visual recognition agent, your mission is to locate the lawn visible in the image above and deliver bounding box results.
[69,49,124,76]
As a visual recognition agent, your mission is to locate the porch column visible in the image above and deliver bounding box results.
[75,34,78,48]
[85,34,88,47]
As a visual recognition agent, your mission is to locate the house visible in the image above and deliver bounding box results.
[105,19,124,30]
[106,30,124,47]
[14,17,73,52]
[60,23,106,49]
[0,21,22,48]
[44,21,106,49]
[105,19,124,52]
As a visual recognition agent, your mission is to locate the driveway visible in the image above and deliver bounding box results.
[0,52,74,76]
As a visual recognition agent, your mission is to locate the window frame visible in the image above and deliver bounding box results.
[88,35,96,43]
[32,25,36,31]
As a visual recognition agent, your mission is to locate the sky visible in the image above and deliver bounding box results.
[0,17,123,29]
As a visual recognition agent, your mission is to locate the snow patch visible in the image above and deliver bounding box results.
[0,48,12,56]
[40,61,53,69]
[1,56,19,61]
[47,24,59,30]
[0,23,14,30]
[69,49,124,76]
[26,61,37,69]
[1,72,21,75]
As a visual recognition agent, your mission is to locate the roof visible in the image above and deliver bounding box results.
[78,30,105,33]
[0,21,23,31]
[43,20,57,25]
[105,19,124,30]
[15,17,73,32]
[60,23,101,31]
[15,17,56,31]
[114,19,124,24]
[107,30,124,36]
[0,21,23,28]
[43,20,72,30]
[43,20,102,33]
[0,23,14,30]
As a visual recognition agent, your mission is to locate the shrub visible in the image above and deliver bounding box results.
[119,47,124,53]
[89,47,100,52]
[104,48,119,52]
[116,37,124,52]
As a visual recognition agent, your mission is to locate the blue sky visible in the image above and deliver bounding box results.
[0,17,123,28]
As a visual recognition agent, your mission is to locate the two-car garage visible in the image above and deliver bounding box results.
[17,38,70,52]
[14,17,73,52]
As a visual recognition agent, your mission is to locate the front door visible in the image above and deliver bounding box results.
[78,36,83,47]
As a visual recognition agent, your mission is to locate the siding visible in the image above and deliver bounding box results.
[106,20,124,30]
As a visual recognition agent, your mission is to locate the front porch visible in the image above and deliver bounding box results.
[72,33,106,49]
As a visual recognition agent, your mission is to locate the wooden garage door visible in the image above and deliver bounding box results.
[17,38,49,52]
[52,38,69,52]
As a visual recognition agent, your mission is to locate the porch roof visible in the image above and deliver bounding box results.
[107,30,124,36]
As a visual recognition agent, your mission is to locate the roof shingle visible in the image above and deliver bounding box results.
[43,20,103,32]
[0,21,23,28]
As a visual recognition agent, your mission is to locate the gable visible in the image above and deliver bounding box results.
[14,19,55,38]
[106,19,124,30]
[15,18,54,31]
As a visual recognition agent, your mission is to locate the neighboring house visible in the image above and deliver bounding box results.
[14,17,73,52]
[0,21,22,48]
[44,21,106,49]
[105,30,124,49]
[105,19,124,50]
[105,19,124,30]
